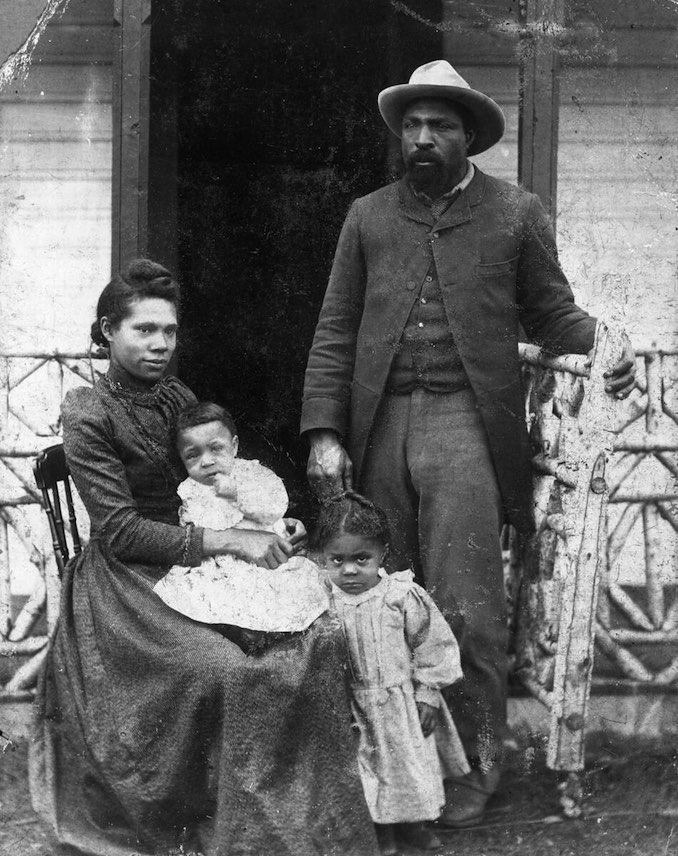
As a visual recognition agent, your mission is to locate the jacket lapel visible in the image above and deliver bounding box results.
[397,179,435,226]
[433,168,486,231]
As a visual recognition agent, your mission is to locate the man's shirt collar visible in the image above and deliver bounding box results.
[409,161,475,209]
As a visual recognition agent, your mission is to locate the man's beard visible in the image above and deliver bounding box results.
[405,154,459,199]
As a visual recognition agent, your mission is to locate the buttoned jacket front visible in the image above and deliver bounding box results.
[301,169,597,532]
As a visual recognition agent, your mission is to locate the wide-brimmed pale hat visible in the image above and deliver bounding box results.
[378,60,505,155]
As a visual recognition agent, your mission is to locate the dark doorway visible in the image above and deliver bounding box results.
[149,0,442,513]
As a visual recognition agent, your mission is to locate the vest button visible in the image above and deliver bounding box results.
[432,232,439,239]
[425,275,433,282]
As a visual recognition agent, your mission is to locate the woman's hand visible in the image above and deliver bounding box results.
[417,702,438,738]
[284,517,308,554]
[203,528,294,569]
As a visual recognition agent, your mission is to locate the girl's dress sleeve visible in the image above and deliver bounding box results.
[62,389,203,569]
[232,459,289,525]
[402,580,464,708]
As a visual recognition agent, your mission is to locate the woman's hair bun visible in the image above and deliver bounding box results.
[125,258,172,282]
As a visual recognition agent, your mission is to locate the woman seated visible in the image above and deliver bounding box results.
[30,259,377,856]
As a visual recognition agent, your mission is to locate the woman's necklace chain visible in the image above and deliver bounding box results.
[103,373,165,402]
[102,374,181,487]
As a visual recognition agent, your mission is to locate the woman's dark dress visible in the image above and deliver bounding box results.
[30,376,377,856]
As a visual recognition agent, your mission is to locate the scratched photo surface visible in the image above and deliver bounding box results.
[1,1,677,855]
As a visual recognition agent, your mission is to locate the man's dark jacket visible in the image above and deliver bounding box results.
[301,169,597,533]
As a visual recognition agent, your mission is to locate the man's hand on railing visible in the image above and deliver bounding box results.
[587,336,636,400]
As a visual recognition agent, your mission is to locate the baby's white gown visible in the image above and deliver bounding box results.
[153,459,328,632]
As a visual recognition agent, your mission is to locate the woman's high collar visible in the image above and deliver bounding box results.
[106,361,162,392]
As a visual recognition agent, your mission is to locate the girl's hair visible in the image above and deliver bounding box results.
[91,258,181,347]
[314,491,391,550]
[174,401,238,447]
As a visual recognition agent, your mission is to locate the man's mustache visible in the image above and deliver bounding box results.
[407,152,443,165]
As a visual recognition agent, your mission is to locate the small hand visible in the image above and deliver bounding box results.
[307,430,353,503]
[284,517,308,554]
[213,472,237,498]
[417,702,438,738]
[586,338,636,400]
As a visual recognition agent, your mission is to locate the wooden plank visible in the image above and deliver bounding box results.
[49,0,113,24]
[566,0,678,30]
[25,25,113,64]
[0,64,112,103]
[146,3,179,273]
[518,0,565,217]
[111,0,151,271]
[559,30,678,69]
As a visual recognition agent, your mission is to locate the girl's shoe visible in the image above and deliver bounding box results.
[394,822,442,851]
[438,766,500,828]
[374,823,398,856]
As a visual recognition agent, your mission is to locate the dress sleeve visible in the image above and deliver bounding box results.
[62,390,203,569]
[232,459,289,525]
[403,583,464,707]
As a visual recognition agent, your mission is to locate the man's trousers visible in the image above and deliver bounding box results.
[360,387,508,768]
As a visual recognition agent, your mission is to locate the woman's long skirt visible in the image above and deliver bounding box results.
[30,541,377,856]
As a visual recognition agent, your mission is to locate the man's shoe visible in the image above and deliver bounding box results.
[374,823,398,856]
[437,767,500,828]
[395,822,442,851]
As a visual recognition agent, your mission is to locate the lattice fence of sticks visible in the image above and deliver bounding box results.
[1,338,676,790]
[0,351,106,699]
[510,333,678,811]
[597,349,678,684]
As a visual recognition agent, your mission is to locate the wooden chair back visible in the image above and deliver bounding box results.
[33,444,82,578]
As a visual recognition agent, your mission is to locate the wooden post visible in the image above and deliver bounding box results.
[112,0,152,271]
[518,0,564,218]
[547,323,624,772]
[0,519,10,640]
[0,358,10,640]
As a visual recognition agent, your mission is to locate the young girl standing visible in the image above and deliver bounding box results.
[316,492,470,855]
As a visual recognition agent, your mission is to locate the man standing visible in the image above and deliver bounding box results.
[301,60,635,826]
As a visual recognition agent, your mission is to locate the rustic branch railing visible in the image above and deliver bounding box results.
[0,350,106,701]
[511,331,678,811]
[1,339,676,800]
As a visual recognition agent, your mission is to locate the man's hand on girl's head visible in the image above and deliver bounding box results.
[306,430,354,502]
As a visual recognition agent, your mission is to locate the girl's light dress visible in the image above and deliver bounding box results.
[154,458,328,632]
[331,569,470,824]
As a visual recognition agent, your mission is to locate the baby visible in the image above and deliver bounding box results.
[154,402,328,649]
